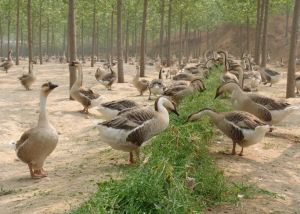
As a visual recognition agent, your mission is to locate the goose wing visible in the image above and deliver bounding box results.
[296,75,300,81]
[101,100,138,111]
[163,85,187,96]
[264,68,280,76]
[15,128,35,151]
[249,94,290,110]
[225,111,267,130]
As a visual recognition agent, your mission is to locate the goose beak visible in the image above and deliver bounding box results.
[214,90,221,99]
[49,82,58,89]
[172,109,180,116]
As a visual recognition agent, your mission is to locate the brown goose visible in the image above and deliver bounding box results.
[148,69,166,100]
[70,61,102,114]
[188,108,271,156]
[0,49,13,73]
[261,68,281,87]
[18,63,36,90]
[132,65,149,95]
[97,96,179,163]
[97,65,117,90]
[215,82,299,125]
[163,78,206,105]
[15,82,59,178]
[95,67,106,81]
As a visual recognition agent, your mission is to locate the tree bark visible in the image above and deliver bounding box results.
[261,0,269,67]
[166,0,172,66]
[110,10,114,62]
[91,0,96,67]
[116,0,124,82]
[81,18,84,61]
[96,21,100,61]
[16,0,20,65]
[286,0,300,98]
[51,25,55,56]
[38,0,43,64]
[125,15,129,63]
[285,3,290,44]
[254,0,263,65]
[246,15,250,53]
[68,0,77,100]
[184,23,188,59]
[140,0,148,77]
[46,17,49,57]
[27,0,33,65]
[159,0,165,58]
[178,10,183,65]
[63,25,66,55]
[7,5,11,53]
[0,21,2,57]
[20,25,23,57]
[206,27,209,50]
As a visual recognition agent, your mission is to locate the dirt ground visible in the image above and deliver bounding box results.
[0,62,299,214]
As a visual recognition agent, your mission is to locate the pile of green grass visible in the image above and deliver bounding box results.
[70,67,261,213]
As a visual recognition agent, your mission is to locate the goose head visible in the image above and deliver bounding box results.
[214,81,240,99]
[155,97,179,116]
[41,82,58,96]
[187,108,216,122]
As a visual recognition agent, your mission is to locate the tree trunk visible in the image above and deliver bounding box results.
[66,23,69,62]
[125,15,129,63]
[116,0,124,82]
[246,15,250,53]
[206,27,209,50]
[16,0,20,65]
[91,0,96,67]
[63,25,66,55]
[254,0,263,64]
[159,0,165,58]
[68,0,77,100]
[0,21,2,57]
[96,21,100,61]
[46,17,49,57]
[166,0,172,66]
[140,0,148,77]
[81,18,84,61]
[7,6,11,52]
[27,0,33,65]
[178,10,183,65]
[184,23,188,59]
[285,3,290,44]
[286,0,300,98]
[110,10,114,62]
[20,25,23,57]
[51,25,55,56]
[261,0,269,67]
[38,0,43,64]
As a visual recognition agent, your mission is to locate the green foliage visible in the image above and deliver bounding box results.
[70,67,267,214]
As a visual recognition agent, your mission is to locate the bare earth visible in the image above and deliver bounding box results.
[0,62,299,214]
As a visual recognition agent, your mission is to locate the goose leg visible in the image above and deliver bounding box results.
[148,91,152,100]
[32,169,47,178]
[28,163,34,177]
[239,147,244,156]
[129,152,134,164]
[269,83,272,87]
[231,141,237,155]
[134,149,140,163]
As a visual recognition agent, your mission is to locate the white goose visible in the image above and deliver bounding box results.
[97,97,179,163]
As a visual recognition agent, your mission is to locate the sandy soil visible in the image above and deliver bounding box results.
[0,62,299,214]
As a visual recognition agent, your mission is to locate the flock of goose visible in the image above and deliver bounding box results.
[1,49,299,179]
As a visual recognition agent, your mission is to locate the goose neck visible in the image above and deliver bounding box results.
[38,92,49,127]
[155,98,170,119]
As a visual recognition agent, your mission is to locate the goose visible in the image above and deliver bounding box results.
[18,63,36,90]
[148,69,166,100]
[97,65,117,90]
[163,78,206,105]
[296,75,300,94]
[97,96,179,163]
[188,108,271,156]
[260,68,281,87]
[276,57,284,67]
[218,51,244,87]
[70,61,102,114]
[14,82,59,178]
[97,99,139,120]
[172,72,195,81]
[0,49,13,73]
[215,82,299,125]
[95,67,106,81]
[132,65,149,96]
[243,57,261,91]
